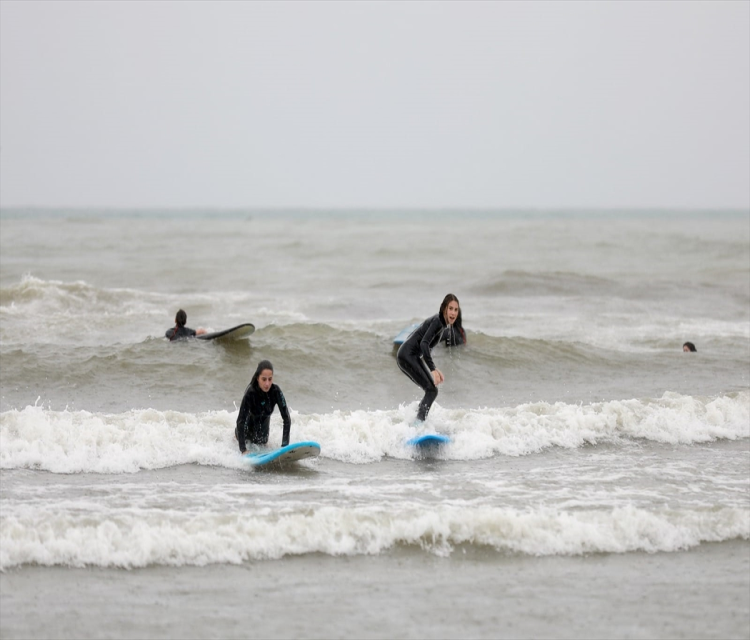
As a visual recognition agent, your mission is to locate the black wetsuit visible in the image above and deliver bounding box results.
[397,313,449,421]
[165,326,197,340]
[236,383,291,452]
[442,324,466,347]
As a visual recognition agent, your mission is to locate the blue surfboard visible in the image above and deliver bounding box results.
[244,441,320,467]
[393,323,420,346]
[407,434,451,449]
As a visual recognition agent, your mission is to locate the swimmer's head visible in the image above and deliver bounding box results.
[251,360,274,392]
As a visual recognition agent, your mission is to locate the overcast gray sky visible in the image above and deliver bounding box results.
[1,0,748,210]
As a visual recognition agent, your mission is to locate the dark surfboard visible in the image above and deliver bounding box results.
[197,323,255,341]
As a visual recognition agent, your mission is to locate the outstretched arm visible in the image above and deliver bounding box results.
[236,386,254,453]
[275,387,292,447]
[419,316,444,371]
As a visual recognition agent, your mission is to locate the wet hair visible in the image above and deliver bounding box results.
[683,341,697,352]
[439,293,462,329]
[175,309,187,327]
[250,360,274,390]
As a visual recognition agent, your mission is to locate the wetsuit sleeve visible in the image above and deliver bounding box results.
[166,327,197,340]
[274,386,292,447]
[420,316,444,371]
[236,386,254,453]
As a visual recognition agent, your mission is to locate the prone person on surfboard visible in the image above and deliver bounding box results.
[235,359,292,453]
[165,309,207,340]
[396,293,464,424]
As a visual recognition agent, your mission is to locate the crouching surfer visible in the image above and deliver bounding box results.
[396,293,463,424]
[235,360,291,453]
[165,309,207,340]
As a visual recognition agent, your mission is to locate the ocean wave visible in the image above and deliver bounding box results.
[0,276,304,323]
[0,274,162,312]
[0,276,307,346]
[1,503,747,569]
[469,270,615,297]
[2,276,748,357]
[1,391,747,472]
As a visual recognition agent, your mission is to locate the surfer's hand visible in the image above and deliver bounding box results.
[432,369,444,385]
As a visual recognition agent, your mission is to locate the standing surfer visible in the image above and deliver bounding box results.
[397,293,464,424]
[235,360,292,453]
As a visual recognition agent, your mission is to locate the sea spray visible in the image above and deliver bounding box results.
[2,391,747,472]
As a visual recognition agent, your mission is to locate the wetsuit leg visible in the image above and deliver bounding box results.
[397,347,438,421]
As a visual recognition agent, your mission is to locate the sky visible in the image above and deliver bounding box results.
[1,0,748,210]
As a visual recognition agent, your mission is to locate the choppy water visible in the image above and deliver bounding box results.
[1,210,749,574]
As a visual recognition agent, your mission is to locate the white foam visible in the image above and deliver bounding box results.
[1,391,748,472]
[1,503,747,569]
[0,405,244,473]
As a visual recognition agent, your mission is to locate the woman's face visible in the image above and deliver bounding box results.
[444,300,459,325]
[258,369,274,392]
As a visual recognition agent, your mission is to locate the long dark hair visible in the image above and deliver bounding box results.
[168,309,188,341]
[250,360,274,391]
[439,293,462,327]
[439,293,465,344]
[175,309,187,327]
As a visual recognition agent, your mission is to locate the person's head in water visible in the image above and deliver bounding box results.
[439,293,461,327]
[251,360,274,392]
[683,341,697,353]
[175,309,187,327]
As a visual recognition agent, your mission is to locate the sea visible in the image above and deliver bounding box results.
[1,209,749,640]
